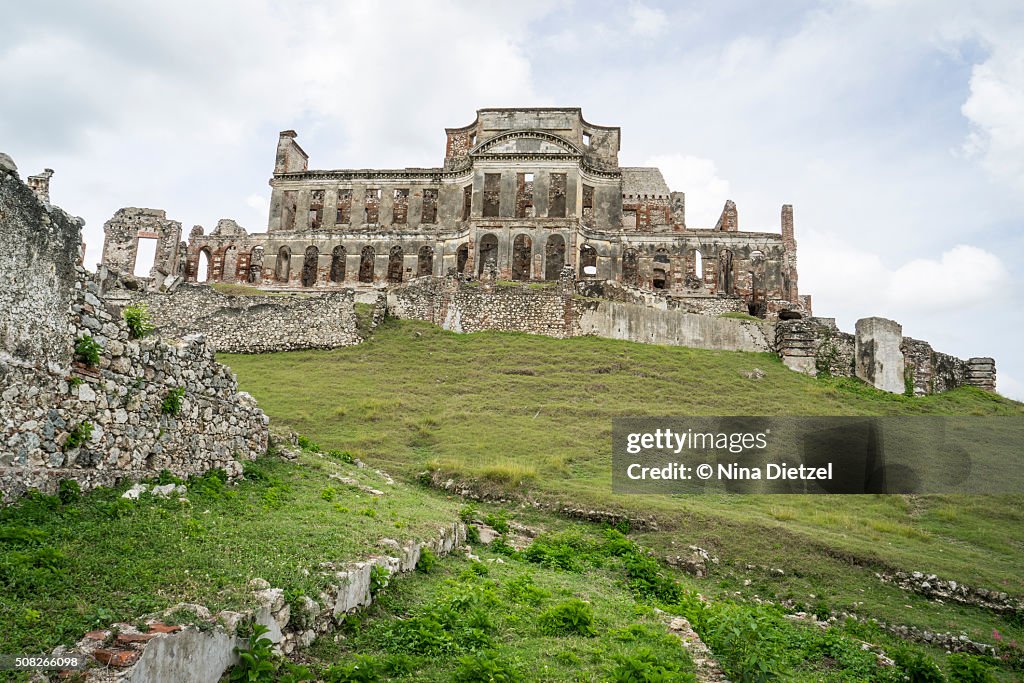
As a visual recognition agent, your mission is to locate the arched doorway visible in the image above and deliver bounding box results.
[359,246,374,283]
[478,233,498,276]
[197,248,212,282]
[456,243,469,275]
[511,234,532,281]
[388,246,404,283]
[417,246,434,277]
[302,246,319,287]
[718,249,734,294]
[544,234,565,280]
[274,246,290,283]
[330,245,346,283]
[222,245,238,282]
[579,244,597,277]
[621,249,638,286]
[248,246,264,283]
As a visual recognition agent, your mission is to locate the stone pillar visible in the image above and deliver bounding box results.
[27,168,54,204]
[966,357,996,392]
[855,317,905,394]
[322,189,338,229]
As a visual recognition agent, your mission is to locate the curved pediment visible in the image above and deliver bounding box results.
[471,131,582,157]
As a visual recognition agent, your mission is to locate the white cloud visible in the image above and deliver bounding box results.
[628,2,668,37]
[642,154,730,228]
[801,237,1011,317]
[961,51,1024,188]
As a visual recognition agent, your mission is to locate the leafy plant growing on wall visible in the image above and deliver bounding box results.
[161,386,186,416]
[64,421,94,450]
[122,303,154,339]
[73,335,102,366]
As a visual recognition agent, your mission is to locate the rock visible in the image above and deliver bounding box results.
[0,152,16,173]
[122,483,148,500]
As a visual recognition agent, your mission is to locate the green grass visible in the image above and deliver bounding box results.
[0,451,458,657]
[219,319,1024,677]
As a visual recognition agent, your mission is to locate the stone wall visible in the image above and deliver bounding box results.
[576,300,773,352]
[0,160,268,504]
[107,281,363,354]
[388,275,577,338]
[777,317,995,395]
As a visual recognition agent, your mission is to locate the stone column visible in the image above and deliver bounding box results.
[855,317,905,394]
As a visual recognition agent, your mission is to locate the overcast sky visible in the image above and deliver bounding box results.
[4,0,1023,399]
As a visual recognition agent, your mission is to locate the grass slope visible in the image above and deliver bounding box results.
[0,452,458,658]
[220,319,1024,673]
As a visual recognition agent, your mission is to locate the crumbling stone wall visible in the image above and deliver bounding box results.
[0,161,268,505]
[777,317,995,395]
[101,208,183,279]
[388,275,577,338]
[109,281,363,354]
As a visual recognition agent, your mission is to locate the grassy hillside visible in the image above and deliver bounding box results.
[221,319,1024,679]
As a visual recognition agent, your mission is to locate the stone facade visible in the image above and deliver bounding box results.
[106,279,363,354]
[0,158,268,505]
[108,108,810,321]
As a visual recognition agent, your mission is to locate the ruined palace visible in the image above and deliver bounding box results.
[104,108,808,319]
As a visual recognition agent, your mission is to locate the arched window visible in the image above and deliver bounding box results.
[302,246,319,287]
[544,234,565,280]
[388,246,404,283]
[579,244,597,277]
[653,268,667,290]
[359,246,374,283]
[694,250,703,279]
[417,246,434,277]
[330,245,346,283]
[456,243,469,274]
[478,233,499,276]
[511,234,532,281]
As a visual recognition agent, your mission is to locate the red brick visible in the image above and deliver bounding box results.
[93,648,140,667]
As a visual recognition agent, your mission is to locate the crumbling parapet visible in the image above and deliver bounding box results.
[775,317,854,377]
[855,317,906,394]
[101,208,183,280]
[27,168,54,204]
[714,199,738,232]
[966,357,996,392]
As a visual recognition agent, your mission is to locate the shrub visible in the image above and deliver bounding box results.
[122,304,154,339]
[161,387,185,415]
[57,479,81,504]
[296,435,321,452]
[417,547,437,573]
[74,335,102,366]
[453,651,521,682]
[484,512,510,534]
[947,654,995,683]
[63,421,94,450]
[892,648,945,683]
[466,524,481,545]
[326,449,355,464]
[610,648,695,683]
[538,599,597,637]
[322,654,383,683]
[370,565,390,595]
